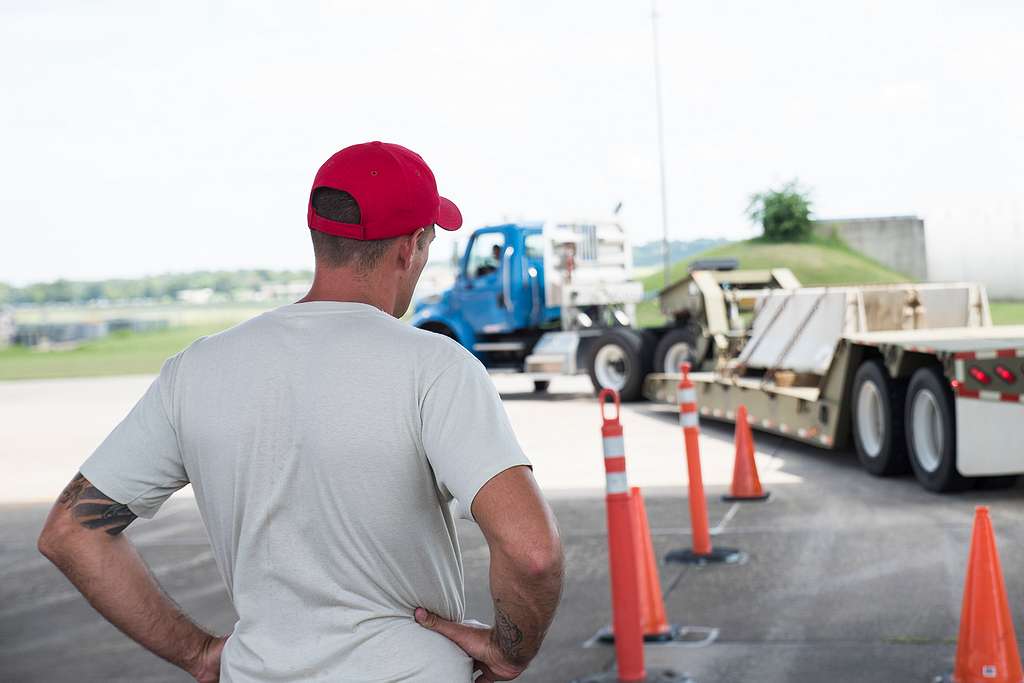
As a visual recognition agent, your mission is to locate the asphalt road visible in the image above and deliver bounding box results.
[2,374,1023,682]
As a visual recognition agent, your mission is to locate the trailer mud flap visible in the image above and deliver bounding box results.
[955,398,1024,476]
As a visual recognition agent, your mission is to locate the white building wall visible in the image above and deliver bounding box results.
[813,217,928,281]
[925,206,1024,300]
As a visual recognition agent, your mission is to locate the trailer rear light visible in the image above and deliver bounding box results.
[968,366,991,384]
[994,365,1016,383]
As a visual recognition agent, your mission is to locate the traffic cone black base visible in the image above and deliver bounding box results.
[665,546,745,566]
[595,623,680,645]
[572,669,695,683]
[721,491,770,503]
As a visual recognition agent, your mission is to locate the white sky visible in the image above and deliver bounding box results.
[2,0,1022,289]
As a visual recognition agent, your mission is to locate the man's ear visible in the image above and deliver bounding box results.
[396,229,425,272]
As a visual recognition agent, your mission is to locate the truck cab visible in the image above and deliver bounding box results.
[411,224,560,369]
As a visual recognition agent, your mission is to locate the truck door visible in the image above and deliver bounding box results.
[457,228,513,334]
[518,229,551,329]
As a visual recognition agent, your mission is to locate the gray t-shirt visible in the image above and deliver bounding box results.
[79,300,532,682]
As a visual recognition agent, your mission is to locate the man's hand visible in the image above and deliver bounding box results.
[190,633,229,683]
[414,608,523,682]
[414,467,563,681]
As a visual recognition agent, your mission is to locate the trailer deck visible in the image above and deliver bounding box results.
[845,325,1024,353]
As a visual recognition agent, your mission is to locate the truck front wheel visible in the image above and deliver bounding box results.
[905,366,967,492]
[418,322,457,341]
[588,329,650,402]
[851,360,909,476]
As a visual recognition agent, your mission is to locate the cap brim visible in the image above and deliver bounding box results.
[437,196,462,230]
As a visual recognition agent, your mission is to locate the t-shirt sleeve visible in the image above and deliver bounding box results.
[78,352,189,519]
[420,352,532,523]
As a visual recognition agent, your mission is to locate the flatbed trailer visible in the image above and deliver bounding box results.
[643,283,1024,492]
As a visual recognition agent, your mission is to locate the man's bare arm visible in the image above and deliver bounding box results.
[37,473,226,683]
[476,466,563,669]
[415,465,563,680]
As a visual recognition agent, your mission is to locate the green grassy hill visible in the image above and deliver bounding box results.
[644,236,909,290]
[637,236,911,327]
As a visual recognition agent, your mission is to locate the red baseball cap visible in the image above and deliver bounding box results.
[307,141,463,240]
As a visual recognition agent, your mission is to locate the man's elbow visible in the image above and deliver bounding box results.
[519,534,564,582]
[37,516,78,565]
[37,525,64,563]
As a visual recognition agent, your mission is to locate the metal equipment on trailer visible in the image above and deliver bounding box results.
[654,263,801,373]
[643,282,1024,492]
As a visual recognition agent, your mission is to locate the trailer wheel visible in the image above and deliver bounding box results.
[653,326,700,374]
[588,329,649,402]
[905,366,968,492]
[851,360,909,476]
[533,380,550,393]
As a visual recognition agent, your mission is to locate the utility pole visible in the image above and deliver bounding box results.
[651,0,671,288]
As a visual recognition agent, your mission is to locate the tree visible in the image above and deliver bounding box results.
[746,180,813,242]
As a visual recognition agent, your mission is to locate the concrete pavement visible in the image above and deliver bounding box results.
[0,373,800,504]
[2,373,1023,682]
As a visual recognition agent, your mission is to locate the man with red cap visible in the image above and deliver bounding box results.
[37,142,564,682]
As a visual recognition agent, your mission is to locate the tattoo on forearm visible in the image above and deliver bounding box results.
[494,604,524,661]
[59,473,137,536]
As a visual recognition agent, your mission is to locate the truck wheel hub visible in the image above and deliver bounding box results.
[663,342,693,374]
[594,344,628,390]
[856,381,885,457]
[911,389,943,473]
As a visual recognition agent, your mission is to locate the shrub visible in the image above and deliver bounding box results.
[746,180,813,242]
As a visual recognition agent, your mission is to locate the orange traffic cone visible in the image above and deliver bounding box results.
[594,389,645,679]
[722,405,770,502]
[949,506,1023,683]
[631,487,675,642]
[666,362,743,565]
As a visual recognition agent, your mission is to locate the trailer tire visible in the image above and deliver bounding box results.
[588,328,650,402]
[851,360,909,476]
[533,380,550,393]
[905,366,968,492]
[653,326,701,374]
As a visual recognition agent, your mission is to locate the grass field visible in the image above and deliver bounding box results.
[991,300,1024,326]
[0,321,238,381]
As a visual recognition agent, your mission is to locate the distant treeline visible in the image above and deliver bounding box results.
[3,238,730,306]
[0,269,313,306]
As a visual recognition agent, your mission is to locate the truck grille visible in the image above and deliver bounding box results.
[560,222,598,262]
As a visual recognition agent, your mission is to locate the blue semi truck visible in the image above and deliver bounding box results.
[410,220,717,400]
